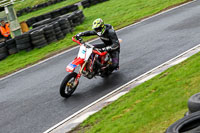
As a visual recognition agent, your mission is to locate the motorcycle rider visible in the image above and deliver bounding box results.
[76,18,120,73]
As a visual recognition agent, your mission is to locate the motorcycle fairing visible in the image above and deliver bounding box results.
[78,45,87,59]
[66,57,85,72]
[78,45,93,61]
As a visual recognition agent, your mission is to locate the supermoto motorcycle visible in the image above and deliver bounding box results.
[60,36,120,98]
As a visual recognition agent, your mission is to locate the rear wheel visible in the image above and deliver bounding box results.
[60,72,79,98]
[100,70,112,78]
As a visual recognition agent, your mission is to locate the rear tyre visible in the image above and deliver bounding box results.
[60,72,79,98]
[101,70,112,78]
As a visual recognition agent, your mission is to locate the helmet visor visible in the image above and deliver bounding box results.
[94,27,102,32]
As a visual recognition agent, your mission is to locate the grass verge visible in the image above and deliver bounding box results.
[70,52,200,133]
[14,0,49,11]
[17,0,81,22]
[0,0,191,77]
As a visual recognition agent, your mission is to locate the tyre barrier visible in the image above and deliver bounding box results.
[166,93,200,133]
[30,29,48,48]
[43,25,58,44]
[6,39,18,55]
[188,92,200,114]
[15,33,32,52]
[165,111,200,133]
[16,0,66,17]
[0,42,8,61]
[53,22,65,40]
[26,17,36,27]
[51,9,61,19]
[68,10,85,28]
[81,0,109,8]
[184,92,200,117]
[32,17,60,29]
[184,111,191,117]
[0,10,85,61]
[32,18,51,28]
[43,12,52,19]
[25,4,78,27]
[30,10,84,33]
[58,19,71,35]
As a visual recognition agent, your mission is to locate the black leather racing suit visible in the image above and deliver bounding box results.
[78,24,120,71]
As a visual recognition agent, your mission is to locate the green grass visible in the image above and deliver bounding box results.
[71,52,200,133]
[17,0,81,22]
[14,0,49,11]
[0,0,189,77]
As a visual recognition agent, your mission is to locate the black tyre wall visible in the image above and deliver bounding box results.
[0,42,8,60]
[6,39,18,55]
[30,29,48,48]
[188,92,200,113]
[165,111,200,133]
[25,4,79,28]
[15,34,32,51]
[43,25,58,43]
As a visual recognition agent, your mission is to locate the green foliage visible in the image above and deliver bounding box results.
[14,0,49,11]
[16,0,81,22]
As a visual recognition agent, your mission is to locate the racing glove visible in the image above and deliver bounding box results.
[75,33,83,40]
[102,46,112,52]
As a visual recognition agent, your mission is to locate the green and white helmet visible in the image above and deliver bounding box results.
[92,18,105,36]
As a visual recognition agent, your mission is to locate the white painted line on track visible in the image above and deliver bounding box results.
[169,57,188,66]
[0,0,196,81]
[43,1,199,132]
[137,73,160,84]
[72,111,98,124]
[105,91,128,103]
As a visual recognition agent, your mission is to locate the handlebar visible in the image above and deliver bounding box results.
[72,36,108,56]
[72,36,82,45]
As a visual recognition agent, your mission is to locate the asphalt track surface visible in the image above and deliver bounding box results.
[1,1,200,133]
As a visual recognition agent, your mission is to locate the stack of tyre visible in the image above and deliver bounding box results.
[6,39,18,55]
[30,30,48,48]
[29,10,84,33]
[43,25,57,44]
[67,10,85,28]
[58,19,72,36]
[26,4,79,27]
[52,22,65,40]
[0,9,85,61]
[32,18,55,28]
[0,42,8,61]
[0,39,19,60]
[16,0,66,17]
[165,93,200,133]
[15,34,32,51]
[81,0,108,8]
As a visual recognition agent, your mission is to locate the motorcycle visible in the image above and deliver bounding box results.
[60,36,121,98]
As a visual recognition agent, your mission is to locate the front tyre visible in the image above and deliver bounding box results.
[60,72,79,98]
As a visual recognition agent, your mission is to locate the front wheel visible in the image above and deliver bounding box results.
[60,72,79,98]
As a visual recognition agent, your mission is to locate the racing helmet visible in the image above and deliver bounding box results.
[92,18,105,36]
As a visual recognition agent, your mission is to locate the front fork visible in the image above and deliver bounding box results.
[73,61,87,86]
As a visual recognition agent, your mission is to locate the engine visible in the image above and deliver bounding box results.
[82,53,112,79]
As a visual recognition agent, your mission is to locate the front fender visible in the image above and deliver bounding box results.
[66,57,85,72]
